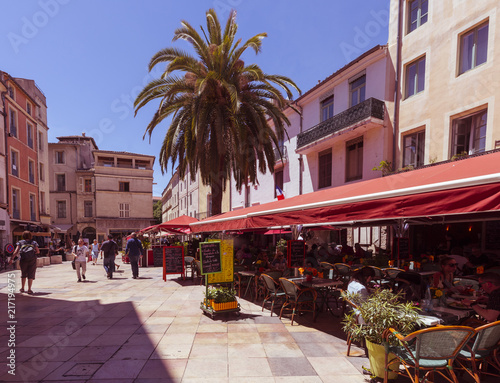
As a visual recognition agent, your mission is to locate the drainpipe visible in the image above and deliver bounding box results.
[293,101,304,195]
[392,0,403,170]
[1,91,9,224]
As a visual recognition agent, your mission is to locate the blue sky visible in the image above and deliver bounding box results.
[1,0,389,196]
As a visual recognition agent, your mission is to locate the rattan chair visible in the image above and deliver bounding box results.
[343,294,365,356]
[383,325,476,383]
[279,277,317,325]
[320,261,335,279]
[333,263,352,288]
[456,320,500,382]
[260,273,286,316]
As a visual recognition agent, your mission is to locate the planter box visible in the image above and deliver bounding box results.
[66,253,75,261]
[50,255,63,264]
[212,300,238,311]
[36,258,44,267]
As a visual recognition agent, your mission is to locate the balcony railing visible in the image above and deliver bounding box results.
[273,145,288,163]
[12,209,20,219]
[297,97,384,149]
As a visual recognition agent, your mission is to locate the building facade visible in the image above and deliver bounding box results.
[49,135,155,247]
[388,0,500,169]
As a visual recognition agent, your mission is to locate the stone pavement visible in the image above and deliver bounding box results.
[0,258,370,382]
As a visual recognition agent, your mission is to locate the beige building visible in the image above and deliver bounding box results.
[388,0,500,168]
[93,150,155,245]
[49,135,155,246]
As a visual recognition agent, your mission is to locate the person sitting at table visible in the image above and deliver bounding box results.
[432,256,459,292]
[347,266,375,302]
[305,244,320,268]
[354,243,366,259]
[271,251,287,271]
[254,251,271,272]
[464,245,490,274]
[463,272,500,323]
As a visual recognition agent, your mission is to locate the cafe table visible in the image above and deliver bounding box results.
[419,299,475,326]
[236,270,260,300]
[290,277,343,315]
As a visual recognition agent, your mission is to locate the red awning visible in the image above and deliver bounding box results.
[264,229,292,235]
[190,151,500,233]
[158,215,198,229]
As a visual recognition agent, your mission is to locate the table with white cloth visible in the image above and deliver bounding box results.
[290,277,343,315]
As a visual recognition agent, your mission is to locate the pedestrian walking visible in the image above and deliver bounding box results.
[11,231,40,294]
[73,238,90,282]
[125,232,143,279]
[101,234,118,279]
[91,239,100,265]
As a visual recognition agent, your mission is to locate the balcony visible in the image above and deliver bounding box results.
[273,145,288,164]
[297,97,384,150]
[12,209,20,220]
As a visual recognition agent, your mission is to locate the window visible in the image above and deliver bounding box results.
[350,75,366,107]
[9,109,17,137]
[39,163,44,181]
[405,56,425,98]
[408,0,428,33]
[57,200,66,218]
[190,193,192,205]
[28,160,35,184]
[346,137,363,182]
[40,191,45,213]
[55,151,65,164]
[84,201,93,217]
[318,149,332,189]
[30,194,36,221]
[119,203,130,218]
[56,174,66,191]
[451,109,487,157]
[8,86,14,99]
[459,22,489,75]
[38,131,43,151]
[26,102,32,115]
[274,168,284,197]
[119,182,129,192]
[27,123,34,148]
[403,130,425,168]
[84,179,92,192]
[11,150,18,177]
[207,195,212,216]
[12,189,20,219]
[320,95,334,122]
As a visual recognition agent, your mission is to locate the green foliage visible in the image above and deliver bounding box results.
[342,289,422,345]
[451,151,468,161]
[205,286,237,303]
[134,9,301,215]
[276,238,287,254]
[153,200,162,224]
[372,160,393,176]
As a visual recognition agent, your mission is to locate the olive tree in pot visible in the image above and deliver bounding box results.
[342,289,422,380]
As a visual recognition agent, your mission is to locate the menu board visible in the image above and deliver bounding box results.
[200,241,222,274]
[288,240,305,267]
[393,237,410,260]
[207,239,234,284]
[164,246,184,275]
[152,246,164,267]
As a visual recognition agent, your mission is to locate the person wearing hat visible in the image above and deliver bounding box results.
[125,232,143,279]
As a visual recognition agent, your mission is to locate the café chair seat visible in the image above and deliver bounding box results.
[279,277,317,325]
[260,273,286,316]
[383,325,475,383]
[455,320,500,382]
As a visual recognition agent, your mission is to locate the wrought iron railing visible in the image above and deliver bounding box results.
[273,145,288,163]
[297,97,384,149]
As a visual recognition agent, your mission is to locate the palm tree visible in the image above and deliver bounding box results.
[134,8,301,216]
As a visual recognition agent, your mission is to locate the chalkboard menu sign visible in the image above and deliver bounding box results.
[207,240,234,284]
[288,240,305,267]
[200,242,222,274]
[164,246,184,274]
[485,220,500,250]
[393,237,410,260]
[152,246,164,267]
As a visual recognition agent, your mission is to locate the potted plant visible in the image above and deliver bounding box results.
[206,286,238,311]
[342,289,422,380]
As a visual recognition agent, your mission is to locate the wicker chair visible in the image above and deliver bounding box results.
[279,277,317,325]
[456,320,500,382]
[333,263,352,288]
[260,273,286,316]
[344,295,365,356]
[383,325,476,383]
